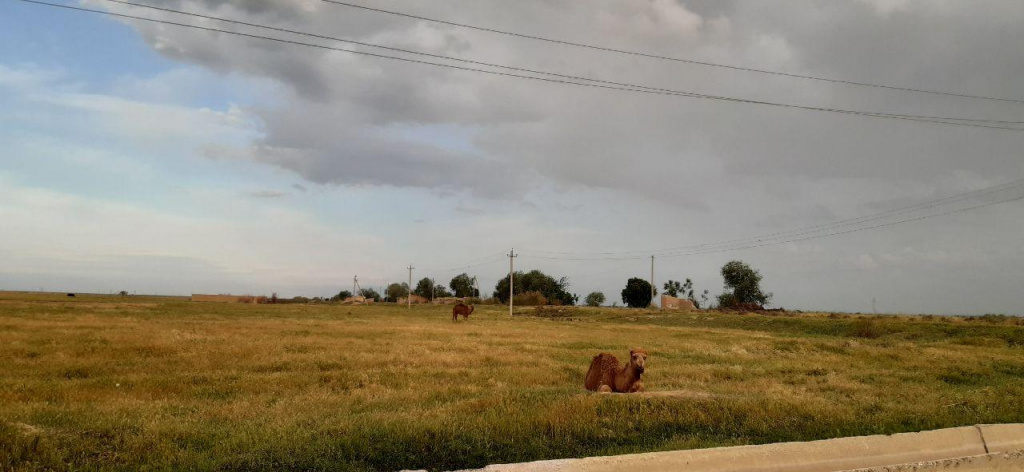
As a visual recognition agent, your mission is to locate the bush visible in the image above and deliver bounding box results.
[848,318,886,339]
[359,288,381,302]
[513,291,548,306]
[584,292,605,307]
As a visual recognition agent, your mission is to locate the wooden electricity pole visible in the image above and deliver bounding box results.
[508,248,517,318]
[407,264,414,309]
[650,255,655,307]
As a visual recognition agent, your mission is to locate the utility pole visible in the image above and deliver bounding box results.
[353,275,358,297]
[407,264,414,309]
[508,248,517,318]
[650,255,655,308]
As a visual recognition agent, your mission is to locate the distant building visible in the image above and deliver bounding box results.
[661,295,696,312]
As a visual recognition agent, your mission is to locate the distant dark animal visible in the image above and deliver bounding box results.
[584,348,648,393]
[452,303,474,322]
[66,293,75,297]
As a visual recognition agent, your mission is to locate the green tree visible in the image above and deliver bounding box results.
[448,273,479,298]
[584,291,606,307]
[434,285,453,298]
[493,270,577,305]
[718,260,771,308]
[332,290,353,301]
[359,288,381,302]
[385,283,409,302]
[414,278,435,299]
[621,278,655,308]
[665,279,697,304]
[663,280,683,297]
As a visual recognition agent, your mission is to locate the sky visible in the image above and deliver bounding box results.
[1,0,1023,314]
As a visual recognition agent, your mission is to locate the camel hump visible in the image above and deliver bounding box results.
[584,353,621,391]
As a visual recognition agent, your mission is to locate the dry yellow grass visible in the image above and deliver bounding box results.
[1,292,1022,471]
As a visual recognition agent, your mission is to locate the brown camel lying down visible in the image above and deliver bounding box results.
[452,303,474,322]
[584,348,647,393]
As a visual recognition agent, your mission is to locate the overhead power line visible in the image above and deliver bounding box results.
[319,0,1024,104]
[520,179,1024,261]
[21,0,1024,131]
[526,177,1024,258]
[424,253,507,274]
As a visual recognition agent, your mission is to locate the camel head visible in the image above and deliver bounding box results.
[629,348,648,374]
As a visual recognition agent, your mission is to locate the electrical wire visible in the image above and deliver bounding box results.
[524,177,1024,258]
[318,0,1024,104]
[17,0,1024,131]
[520,190,1024,261]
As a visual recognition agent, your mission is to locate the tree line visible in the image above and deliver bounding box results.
[332,260,771,309]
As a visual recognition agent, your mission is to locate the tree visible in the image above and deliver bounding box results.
[665,279,696,298]
[435,285,453,298]
[448,273,480,298]
[493,269,577,305]
[663,280,683,297]
[665,279,700,306]
[385,283,409,302]
[621,278,655,308]
[584,291,606,307]
[414,278,435,299]
[359,288,381,302]
[332,290,353,301]
[718,260,772,308]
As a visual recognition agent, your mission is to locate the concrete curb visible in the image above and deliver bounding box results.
[459,424,1024,472]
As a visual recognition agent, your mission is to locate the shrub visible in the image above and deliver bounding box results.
[584,292,605,307]
[848,318,885,339]
[512,291,548,306]
[360,288,382,302]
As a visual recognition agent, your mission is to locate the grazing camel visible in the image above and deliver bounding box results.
[452,303,474,322]
[584,348,648,393]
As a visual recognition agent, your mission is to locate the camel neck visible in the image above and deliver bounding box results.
[622,363,641,379]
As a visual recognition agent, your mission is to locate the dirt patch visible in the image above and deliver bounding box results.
[11,423,44,436]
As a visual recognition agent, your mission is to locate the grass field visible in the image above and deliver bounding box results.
[2,292,1023,471]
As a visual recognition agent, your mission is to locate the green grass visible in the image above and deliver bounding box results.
[1,292,1023,471]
